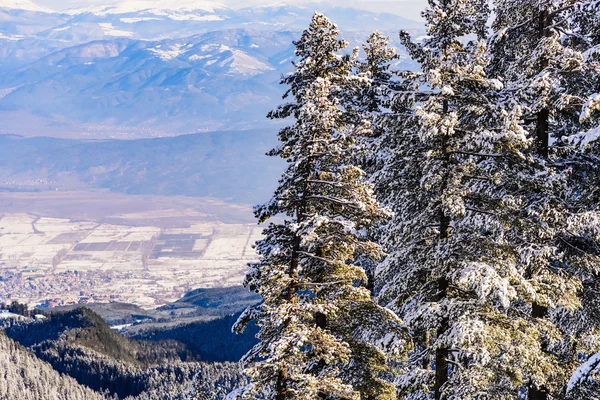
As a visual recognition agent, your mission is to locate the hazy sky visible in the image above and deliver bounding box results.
[34,0,427,20]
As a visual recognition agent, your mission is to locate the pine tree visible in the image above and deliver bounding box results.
[373,0,575,398]
[350,31,400,295]
[232,13,407,400]
[490,1,600,398]
[356,32,398,118]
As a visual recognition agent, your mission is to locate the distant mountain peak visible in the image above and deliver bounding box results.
[0,0,53,12]
[67,0,229,16]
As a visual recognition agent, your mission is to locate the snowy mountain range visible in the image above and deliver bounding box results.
[0,0,423,137]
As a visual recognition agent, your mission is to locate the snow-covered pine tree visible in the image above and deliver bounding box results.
[356,32,398,118]
[490,1,600,398]
[351,32,400,294]
[374,0,561,398]
[232,13,407,400]
[562,6,600,397]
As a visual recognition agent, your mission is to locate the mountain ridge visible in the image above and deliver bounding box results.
[0,3,423,137]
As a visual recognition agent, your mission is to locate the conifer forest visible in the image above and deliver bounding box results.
[231,1,600,399]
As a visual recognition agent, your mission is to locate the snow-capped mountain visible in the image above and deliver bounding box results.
[67,0,228,14]
[0,0,52,12]
[0,1,424,137]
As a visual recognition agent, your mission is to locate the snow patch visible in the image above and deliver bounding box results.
[111,323,133,331]
[567,352,600,393]
[221,50,274,75]
[164,13,223,21]
[148,43,186,61]
[119,17,161,23]
[200,44,231,52]
[567,125,600,149]
[189,54,211,61]
[67,0,226,16]
[0,87,19,99]
[98,23,134,37]
[0,311,25,320]
[0,33,26,40]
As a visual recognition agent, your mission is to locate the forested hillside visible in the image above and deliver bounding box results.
[3,308,247,399]
[132,312,259,363]
[0,330,108,400]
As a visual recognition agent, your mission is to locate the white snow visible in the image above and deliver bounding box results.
[148,43,186,60]
[111,323,133,331]
[189,54,211,61]
[164,13,223,21]
[119,17,161,23]
[98,23,134,37]
[0,33,26,40]
[567,352,600,393]
[200,44,230,52]
[0,87,19,99]
[0,311,24,320]
[0,0,53,12]
[567,125,600,149]
[221,50,274,75]
[67,0,227,16]
[580,93,600,123]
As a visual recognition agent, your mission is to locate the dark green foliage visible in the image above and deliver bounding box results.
[4,307,246,399]
[7,301,29,317]
[158,286,261,318]
[133,313,259,363]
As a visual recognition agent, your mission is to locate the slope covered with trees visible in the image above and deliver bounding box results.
[3,308,247,399]
[0,330,109,400]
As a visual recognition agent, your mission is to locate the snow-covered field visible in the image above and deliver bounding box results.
[0,212,260,308]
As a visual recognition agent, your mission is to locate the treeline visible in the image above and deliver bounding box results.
[0,301,37,317]
[3,308,247,399]
[0,330,110,400]
[132,313,259,363]
[232,1,600,399]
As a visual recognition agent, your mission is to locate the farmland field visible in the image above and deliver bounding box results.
[0,190,262,308]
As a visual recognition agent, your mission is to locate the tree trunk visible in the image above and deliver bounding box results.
[528,9,551,400]
[276,369,288,400]
[435,99,451,400]
[276,198,306,397]
[422,331,431,370]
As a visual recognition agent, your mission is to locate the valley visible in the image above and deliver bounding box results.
[0,190,262,308]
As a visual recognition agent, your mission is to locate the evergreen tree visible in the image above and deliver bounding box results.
[490,1,600,397]
[375,0,567,398]
[232,13,407,400]
[356,31,398,119]
[352,31,400,294]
